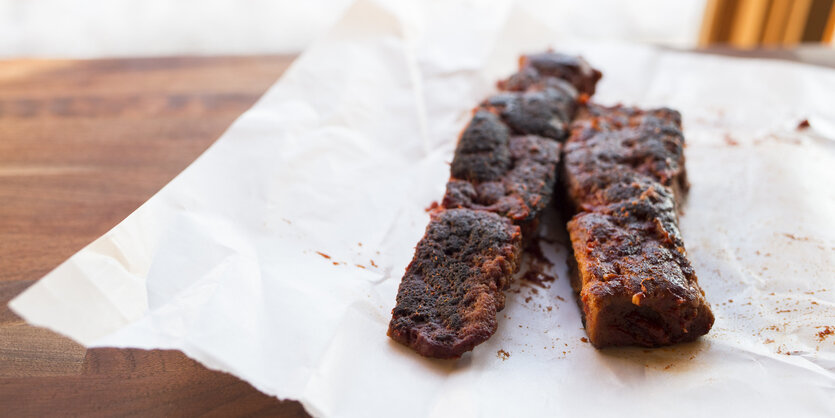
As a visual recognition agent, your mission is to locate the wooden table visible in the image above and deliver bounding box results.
[1,48,834,416]
[0,55,307,417]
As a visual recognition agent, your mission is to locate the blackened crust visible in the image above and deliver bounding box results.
[499,52,602,96]
[450,110,512,182]
[444,135,561,237]
[482,79,578,141]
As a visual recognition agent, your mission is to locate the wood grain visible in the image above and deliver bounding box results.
[0,55,309,417]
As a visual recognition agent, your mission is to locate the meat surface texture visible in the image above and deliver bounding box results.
[389,52,601,358]
[562,104,714,348]
[388,209,522,359]
[444,111,563,239]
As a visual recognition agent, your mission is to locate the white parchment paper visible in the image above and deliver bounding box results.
[10,1,835,416]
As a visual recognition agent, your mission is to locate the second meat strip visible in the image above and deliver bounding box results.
[561,104,714,348]
[388,53,601,358]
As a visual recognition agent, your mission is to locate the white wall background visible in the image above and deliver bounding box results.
[0,0,709,58]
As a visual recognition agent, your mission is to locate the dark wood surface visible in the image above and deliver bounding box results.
[0,55,309,417]
[1,48,833,417]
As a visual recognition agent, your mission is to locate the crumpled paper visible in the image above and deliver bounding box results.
[10,0,835,416]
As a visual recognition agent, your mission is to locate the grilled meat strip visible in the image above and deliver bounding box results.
[562,104,714,348]
[389,52,601,358]
[388,209,522,358]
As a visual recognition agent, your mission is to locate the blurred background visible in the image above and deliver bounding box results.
[1,0,832,58]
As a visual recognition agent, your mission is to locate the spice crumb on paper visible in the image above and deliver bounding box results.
[817,326,834,342]
[723,134,739,146]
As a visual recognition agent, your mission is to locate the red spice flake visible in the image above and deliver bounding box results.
[497,349,510,360]
[355,264,366,269]
[546,306,553,312]
[332,261,339,266]
[764,338,775,344]
[316,251,331,259]
[797,119,810,130]
[370,259,378,268]
[782,233,810,241]
[524,296,532,303]
[723,134,739,146]
[425,201,440,212]
[358,242,363,247]
[663,364,673,370]
[816,326,834,342]
[580,337,589,343]
[556,295,565,302]
[728,299,734,303]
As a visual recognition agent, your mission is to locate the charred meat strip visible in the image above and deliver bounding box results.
[389,52,601,358]
[388,209,522,359]
[562,104,713,348]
